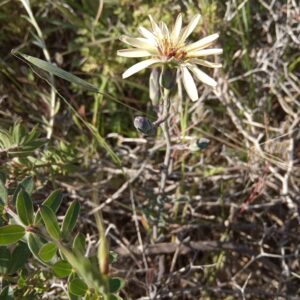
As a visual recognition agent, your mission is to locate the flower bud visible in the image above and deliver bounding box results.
[134,116,156,136]
[149,68,161,105]
[189,138,210,152]
[159,67,177,90]
[197,138,210,149]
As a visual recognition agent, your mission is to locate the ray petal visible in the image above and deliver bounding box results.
[183,33,219,52]
[188,65,217,87]
[122,58,161,79]
[120,35,157,51]
[138,27,157,45]
[149,15,163,39]
[171,13,183,44]
[160,21,170,39]
[117,49,153,57]
[178,14,201,45]
[181,66,199,101]
[187,48,223,57]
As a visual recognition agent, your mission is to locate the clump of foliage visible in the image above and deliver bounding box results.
[0,174,124,299]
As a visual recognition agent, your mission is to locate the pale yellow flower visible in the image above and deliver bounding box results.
[117,14,222,101]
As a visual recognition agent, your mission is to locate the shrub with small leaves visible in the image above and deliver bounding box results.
[0,175,124,299]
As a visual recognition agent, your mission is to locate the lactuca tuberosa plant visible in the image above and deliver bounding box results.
[117,13,222,234]
[117,13,222,101]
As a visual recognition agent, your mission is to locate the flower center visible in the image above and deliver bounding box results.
[159,39,187,61]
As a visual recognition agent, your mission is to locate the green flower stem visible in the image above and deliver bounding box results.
[159,88,171,194]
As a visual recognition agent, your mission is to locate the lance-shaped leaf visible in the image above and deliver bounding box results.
[38,242,57,262]
[16,190,34,226]
[19,53,98,92]
[62,200,80,238]
[68,278,88,296]
[52,260,72,278]
[0,225,25,245]
[34,190,63,224]
[40,206,61,240]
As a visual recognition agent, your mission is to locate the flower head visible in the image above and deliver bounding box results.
[117,14,222,101]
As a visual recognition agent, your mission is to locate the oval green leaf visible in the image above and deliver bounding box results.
[0,225,25,245]
[108,277,125,293]
[38,242,57,262]
[34,190,63,224]
[16,190,34,226]
[27,233,45,264]
[62,200,80,238]
[40,206,61,240]
[68,278,88,296]
[8,242,30,274]
[72,232,85,255]
[52,260,72,278]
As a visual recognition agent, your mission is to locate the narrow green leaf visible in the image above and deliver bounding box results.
[12,123,22,145]
[62,200,80,238]
[72,232,85,255]
[0,180,8,204]
[68,278,88,296]
[19,53,98,92]
[38,242,57,262]
[8,242,30,274]
[0,225,25,245]
[23,125,38,144]
[16,190,34,226]
[40,206,61,240]
[0,129,12,149]
[52,260,72,278]
[43,190,63,212]
[108,277,125,293]
[0,247,11,274]
[34,190,63,224]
